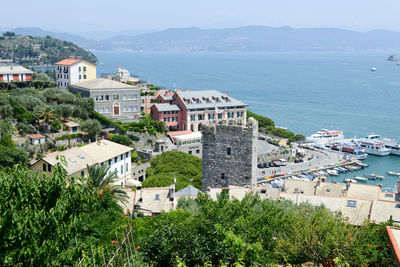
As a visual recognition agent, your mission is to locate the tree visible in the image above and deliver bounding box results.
[0,146,29,167]
[80,119,102,141]
[0,133,15,147]
[86,164,128,203]
[110,135,133,147]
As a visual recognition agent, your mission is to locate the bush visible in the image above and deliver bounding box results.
[0,146,29,167]
[16,122,35,136]
[51,120,62,131]
[127,134,140,142]
[91,111,126,133]
[109,135,133,146]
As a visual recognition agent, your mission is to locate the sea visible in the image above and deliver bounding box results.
[95,51,400,191]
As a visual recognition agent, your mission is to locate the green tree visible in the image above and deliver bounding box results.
[0,146,29,167]
[110,134,133,146]
[80,119,102,141]
[86,164,128,203]
[0,133,15,147]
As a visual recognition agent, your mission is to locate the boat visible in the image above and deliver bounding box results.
[365,174,384,179]
[371,67,376,71]
[331,141,368,160]
[352,138,391,156]
[306,129,345,144]
[327,169,339,176]
[365,134,400,156]
[344,178,357,183]
[387,171,400,176]
[354,176,367,182]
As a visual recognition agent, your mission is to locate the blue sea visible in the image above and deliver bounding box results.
[95,51,400,190]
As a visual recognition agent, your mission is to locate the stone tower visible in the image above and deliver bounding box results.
[201,118,258,191]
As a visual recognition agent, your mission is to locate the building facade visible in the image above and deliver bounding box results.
[30,140,133,185]
[70,78,141,120]
[201,119,258,191]
[55,58,96,89]
[0,65,33,82]
[150,90,247,132]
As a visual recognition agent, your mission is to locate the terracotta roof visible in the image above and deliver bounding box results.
[54,58,81,66]
[0,65,34,75]
[30,134,45,139]
[166,130,193,137]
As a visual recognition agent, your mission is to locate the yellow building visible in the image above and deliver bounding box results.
[30,140,133,185]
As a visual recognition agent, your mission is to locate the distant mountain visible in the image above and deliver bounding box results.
[3,27,97,49]
[96,26,400,52]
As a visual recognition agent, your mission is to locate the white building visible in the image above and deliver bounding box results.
[54,58,96,89]
[31,140,133,185]
[29,134,46,145]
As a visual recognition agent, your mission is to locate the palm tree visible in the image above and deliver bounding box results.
[86,164,128,203]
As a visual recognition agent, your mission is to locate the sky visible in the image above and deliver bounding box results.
[2,0,400,34]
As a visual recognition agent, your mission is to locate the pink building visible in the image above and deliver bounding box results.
[150,90,247,132]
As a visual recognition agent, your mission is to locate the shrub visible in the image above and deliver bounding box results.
[110,135,133,147]
[127,134,140,142]
[51,120,62,131]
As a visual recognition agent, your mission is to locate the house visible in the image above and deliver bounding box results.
[0,65,33,82]
[128,186,175,216]
[55,58,96,89]
[175,185,201,200]
[142,89,174,114]
[30,140,133,185]
[63,121,80,133]
[69,78,141,120]
[150,90,248,132]
[29,134,45,145]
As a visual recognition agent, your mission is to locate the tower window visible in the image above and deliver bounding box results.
[221,173,225,180]
[227,147,231,155]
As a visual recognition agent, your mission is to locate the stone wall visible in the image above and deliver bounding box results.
[201,118,258,191]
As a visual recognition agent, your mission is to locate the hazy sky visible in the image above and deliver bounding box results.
[2,0,400,33]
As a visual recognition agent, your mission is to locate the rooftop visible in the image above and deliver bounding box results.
[153,103,181,112]
[63,121,80,127]
[36,140,132,175]
[54,58,96,66]
[175,185,201,197]
[29,134,45,139]
[346,183,380,200]
[0,65,33,75]
[71,78,137,90]
[176,90,247,109]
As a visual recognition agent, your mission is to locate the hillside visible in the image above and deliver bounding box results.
[0,32,98,65]
[97,26,400,52]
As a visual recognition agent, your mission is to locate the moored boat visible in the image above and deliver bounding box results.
[387,171,400,176]
[344,178,357,183]
[306,129,344,144]
[365,134,400,156]
[353,138,391,156]
[354,176,367,182]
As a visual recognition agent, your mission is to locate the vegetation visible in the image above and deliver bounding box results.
[80,119,102,141]
[121,114,166,135]
[0,32,97,65]
[0,133,29,167]
[109,134,133,147]
[247,110,306,143]
[143,151,202,191]
[133,192,395,266]
[0,164,127,266]
[91,111,127,133]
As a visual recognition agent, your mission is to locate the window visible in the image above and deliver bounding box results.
[196,149,200,154]
[237,111,243,118]
[81,171,84,176]
[190,115,196,121]
[188,150,192,155]
[114,157,117,163]
[108,159,111,165]
[122,95,127,101]
[42,164,46,171]
[121,165,123,174]
[221,173,225,180]
[105,95,109,100]
[79,66,81,71]
[47,164,52,172]
[208,113,215,120]
[155,194,160,200]
[79,75,81,79]
[120,155,123,160]
[105,107,110,113]
[198,114,204,121]
[227,147,231,155]
[126,163,129,172]
[218,113,223,119]
[228,112,234,118]
[83,66,86,71]
[113,95,119,100]
[123,106,127,112]
[126,152,129,158]
[83,75,87,79]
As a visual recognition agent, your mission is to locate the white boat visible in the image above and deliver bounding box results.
[327,169,339,176]
[353,138,391,156]
[331,141,368,160]
[354,176,367,182]
[344,178,357,183]
[306,129,345,144]
[371,67,376,71]
[387,171,400,176]
[365,134,400,156]
[366,174,384,179]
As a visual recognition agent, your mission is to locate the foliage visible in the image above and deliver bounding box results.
[121,114,166,135]
[91,111,127,133]
[0,133,15,147]
[0,165,126,266]
[51,120,62,131]
[80,119,102,140]
[0,34,97,65]
[0,146,29,167]
[0,121,14,135]
[131,151,139,162]
[143,151,202,191]
[127,134,140,142]
[110,134,133,147]
[16,122,35,136]
[86,164,128,203]
[54,133,83,141]
[133,193,395,266]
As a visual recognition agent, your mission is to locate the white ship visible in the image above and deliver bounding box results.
[306,129,344,144]
[365,134,400,156]
[331,141,368,160]
[353,138,391,156]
